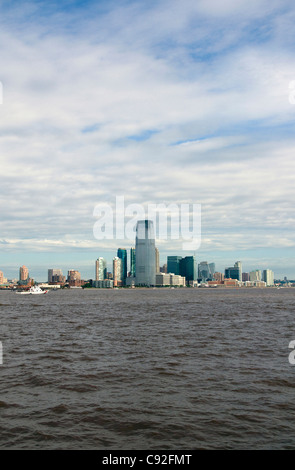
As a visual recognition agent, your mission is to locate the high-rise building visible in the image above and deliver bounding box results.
[209,263,216,278]
[180,256,197,283]
[19,265,29,281]
[262,269,274,286]
[113,256,122,287]
[155,247,159,273]
[0,271,4,284]
[225,261,242,281]
[249,270,261,281]
[117,248,127,284]
[48,269,63,283]
[160,263,167,273]
[234,261,242,281]
[67,270,81,287]
[167,256,182,275]
[242,272,250,282]
[198,261,211,281]
[130,248,136,277]
[135,220,156,286]
[95,258,107,281]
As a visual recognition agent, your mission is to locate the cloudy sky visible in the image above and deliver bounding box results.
[0,0,295,280]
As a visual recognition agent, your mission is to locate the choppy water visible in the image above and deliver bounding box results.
[1,287,295,450]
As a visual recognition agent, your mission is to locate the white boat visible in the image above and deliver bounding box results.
[16,285,48,295]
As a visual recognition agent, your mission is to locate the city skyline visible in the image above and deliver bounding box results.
[0,1,295,279]
[0,244,280,285]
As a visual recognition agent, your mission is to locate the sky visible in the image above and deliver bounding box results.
[0,0,295,281]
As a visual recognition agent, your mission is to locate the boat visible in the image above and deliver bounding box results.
[15,285,48,295]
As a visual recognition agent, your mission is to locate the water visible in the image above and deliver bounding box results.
[0,287,295,450]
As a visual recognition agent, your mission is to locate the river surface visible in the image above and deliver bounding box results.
[0,287,295,450]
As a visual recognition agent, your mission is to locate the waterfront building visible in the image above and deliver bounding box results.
[130,248,136,277]
[242,272,250,282]
[198,261,211,282]
[155,247,160,273]
[113,256,123,287]
[225,261,242,281]
[155,272,186,287]
[117,248,127,284]
[48,269,64,283]
[262,269,274,286]
[209,263,216,278]
[213,272,224,282]
[249,270,262,281]
[0,271,3,284]
[135,220,156,286]
[92,279,114,288]
[95,257,107,281]
[19,265,29,281]
[179,256,197,284]
[160,264,167,273]
[167,256,182,275]
[67,270,81,287]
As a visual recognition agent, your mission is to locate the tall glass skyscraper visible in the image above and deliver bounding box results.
[117,248,127,284]
[130,247,136,277]
[180,256,197,283]
[135,220,156,286]
[167,256,182,275]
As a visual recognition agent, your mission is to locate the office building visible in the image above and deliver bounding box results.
[48,269,64,283]
[160,264,167,273]
[263,269,274,286]
[198,261,211,282]
[242,272,250,282]
[113,256,122,287]
[135,220,156,286]
[130,248,136,277]
[67,270,81,287]
[155,272,186,287]
[155,247,159,273]
[249,270,261,281]
[95,258,107,281]
[225,261,242,281]
[19,265,29,281]
[117,248,127,284]
[180,256,197,283]
[167,256,182,275]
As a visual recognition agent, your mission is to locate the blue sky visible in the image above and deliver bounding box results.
[0,0,295,281]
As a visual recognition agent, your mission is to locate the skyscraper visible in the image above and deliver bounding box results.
[135,220,156,286]
[19,265,29,281]
[198,261,210,281]
[167,256,182,275]
[262,269,274,286]
[225,261,242,281]
[130,247,136,277]
[249,270,261,281]
[155,247,159,273]
[48,269,63,283]
[117,248,127,284]
[113,256,122,287]
[234,261,242,282]
[95,258,107,281]
[179,256,197,284]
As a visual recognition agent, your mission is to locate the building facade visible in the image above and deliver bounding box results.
[167,256,182,275]
[19,265,29,282]
[113,256,122,287]
[135,220,156,286]
[95,257,107,281]
[262,269,274,286]
[130,247,136,277]
[117,248,127,284]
